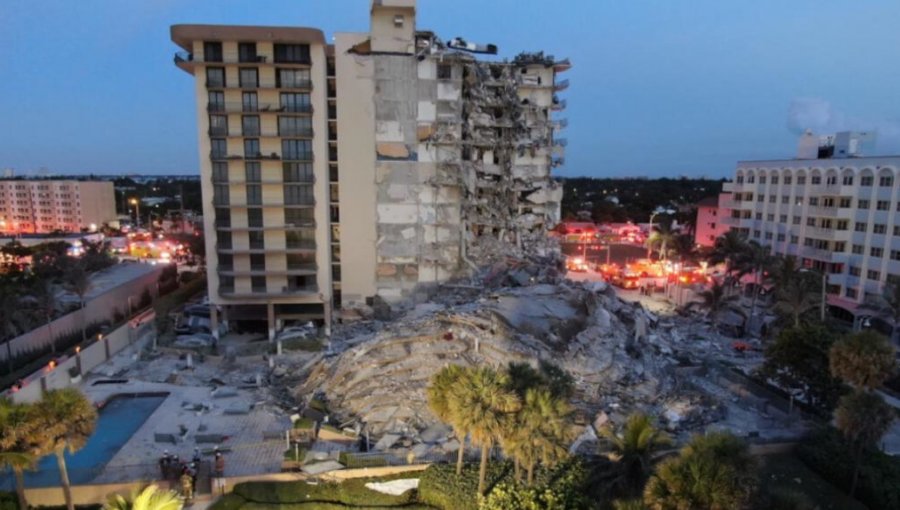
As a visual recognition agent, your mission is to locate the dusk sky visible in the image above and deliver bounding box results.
[2,0,899,178]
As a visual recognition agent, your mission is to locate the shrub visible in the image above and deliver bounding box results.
[231,474,419,507]
[208,493,246,510]
[796,427,900,509]
[0,492,17,510]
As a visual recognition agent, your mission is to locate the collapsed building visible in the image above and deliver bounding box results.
[171,0,569,334]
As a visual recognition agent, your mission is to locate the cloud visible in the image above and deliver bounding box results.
[787,98,900,153]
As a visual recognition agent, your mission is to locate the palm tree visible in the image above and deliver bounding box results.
[451,366,520,496]
[829,331,896,390]
[0,399,43,510]
[669,234,696,265]
[737,241,776,329]
[697,281,739,333]
[34,388,98,510]
[647,223,677,262]
[833,390,895,497]
[599,414,671,497]
[860,281,900,343]
[426,364,469,475]
[0,290,22,375]
[772,260,821,327]
[103,484,183,510]
[644,432,757,510]
[503,388,571,485]
[32,279,59,353]
[710,230,748,283]
[64,261,92,345]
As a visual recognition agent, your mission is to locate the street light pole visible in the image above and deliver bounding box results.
[647,212,659,259]
[130,198,141,229]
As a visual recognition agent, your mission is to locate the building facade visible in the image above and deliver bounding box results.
[0,180,116,234]
[694,193,731,247]
[172,0,568,332]
[722,135,900,312]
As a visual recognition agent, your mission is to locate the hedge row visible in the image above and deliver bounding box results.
[796,427,900,510]
[227,473,420,508]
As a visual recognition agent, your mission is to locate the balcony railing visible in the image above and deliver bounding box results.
[551,97,566,110]
[283,152,314,162]
[207,102,313,114]
[214,129,314,138]
[174,51,310,65]
[210,152,282,161]
[554,79,570,91]
[286,241,317,250]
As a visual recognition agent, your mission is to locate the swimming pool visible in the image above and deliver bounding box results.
[0,392,167,488]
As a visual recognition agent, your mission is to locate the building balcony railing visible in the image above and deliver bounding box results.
[807,205,845,218]
[554,79,570,91]
[213,129,314,138]
[174,51,311,66]
[210,152,283,161]
[722,182,736,192]
[233,80,314,91]
[551,97,566,110]
[218,266,317,277]
[218,222,316,231]
[206,102,313,114]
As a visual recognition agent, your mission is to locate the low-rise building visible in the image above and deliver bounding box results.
[694,194,732,247]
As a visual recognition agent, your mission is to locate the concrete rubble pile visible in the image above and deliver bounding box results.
[298,265,724,442]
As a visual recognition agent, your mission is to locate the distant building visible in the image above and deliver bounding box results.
[0,180,116,234]
[723,131,900,314]
[694,194,732,247]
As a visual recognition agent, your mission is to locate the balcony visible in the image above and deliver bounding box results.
[210,152,282,161]
[174,51,310,66]
[553,59,572,73]
[551,97,566,110]
[218,266,317,277]
[807,205,843,218]
[722,182,737,192]
[216,129,314,138]
[206,102,313,114]
[554,79,570,91]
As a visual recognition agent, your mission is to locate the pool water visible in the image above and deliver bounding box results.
[0,393,166,488]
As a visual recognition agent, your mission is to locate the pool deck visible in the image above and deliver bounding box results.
[80,347,294,484]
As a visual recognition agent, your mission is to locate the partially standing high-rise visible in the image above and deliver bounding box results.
[172,0,569,336]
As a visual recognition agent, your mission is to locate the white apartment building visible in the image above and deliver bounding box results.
[0,180,116,234]
[722,132,900,315]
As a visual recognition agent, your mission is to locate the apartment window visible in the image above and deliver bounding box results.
[251,276,266,293]
[755,212,763,220]
[827,175,837,185]
[247,208,263,228]
[849,266,861,276]
[771,176,779,184]
[806,217,816,227]
[846,287,858,299]
[760,176,768,184]
[797,176,806,184]
[811,176,821,185]
[212,162,229,183]
[218,253,233,270]
[871,247,884,257]
[244,139,260,158]
[858,199,870,209]
[280,93,311,112]
[249,231,265,249]
[273,43,310,64]
[766,214,775,221]
[837,197,851,208]
[793,216,801,225]
[765,232,773,240]
[242,116,260,136]
[821,219,833,229]
[879,175,893,187]
[242,92,258,112]
[211,138,227,159]
[777,233,786,242]
[215,207,230,227]
[809,197,819,206]
[282,139,312,160]
[877,200,890,211]
[779,215,787,223]
[239,68,259,88]
[287,253,315,269]
[437,63,453,80]
[769,195,776,203]
[756,194,764,202]
[736,176,744,184]
[867,269,881,280]
[278,116,312,136]
[206,67,225,88]
[854,222,867,232]
[245,162,261,182]
[285,208,314,226]
[286,230,315,249]
[781,195,789,204]
[753,230,761,238]
[795,197,804,205]
[815,239,829,250]
[250,253,265,271]
[834,242,845,252]
[861,175,874,186]
[203,41,223,62]
[843,175,853,185]
[209,114,228,135]
[284,185,313,205]
[851,244,864,254]
[208,91,225,111]
[894,225,900,236]
[803,238,813,247]
[277,68,311,88]
[836,220,848,230]
[891,250,900,261]
[217,230,232,249]
[823,197,835,207]
[748,175,755,183]
[283,162,313,182]
[238,42,257,63]
[246,184,262,205]
[871,224,887,235]
[784,176,792,185]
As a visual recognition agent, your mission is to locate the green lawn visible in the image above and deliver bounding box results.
[760,453,869,510]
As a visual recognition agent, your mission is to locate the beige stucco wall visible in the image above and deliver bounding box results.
[335,33,377,305]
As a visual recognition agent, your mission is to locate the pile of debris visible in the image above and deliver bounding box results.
[299,265,718,440]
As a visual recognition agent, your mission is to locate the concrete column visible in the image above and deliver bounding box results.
[267,303,276,341]
[323,298,333,338]
[221,306,230,332]
[210,306,219,340]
